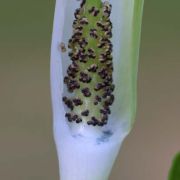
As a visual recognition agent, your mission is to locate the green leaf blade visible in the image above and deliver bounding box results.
[169,152,180,180]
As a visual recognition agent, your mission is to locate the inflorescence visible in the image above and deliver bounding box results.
[62,0,115,126]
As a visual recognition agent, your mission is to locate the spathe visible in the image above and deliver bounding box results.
[51,0,144,179]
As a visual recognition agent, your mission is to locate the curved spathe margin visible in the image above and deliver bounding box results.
[111,0,144,130]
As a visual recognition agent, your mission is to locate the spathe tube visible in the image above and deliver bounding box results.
[50,0,144,179]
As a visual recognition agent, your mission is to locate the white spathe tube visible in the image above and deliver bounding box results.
[51,0,144,179]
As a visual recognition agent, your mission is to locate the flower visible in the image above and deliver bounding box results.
[50,0,144,179]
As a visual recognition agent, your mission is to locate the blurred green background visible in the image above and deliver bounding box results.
[0,0,180,179]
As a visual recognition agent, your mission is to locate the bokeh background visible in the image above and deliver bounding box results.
[0,0,179,179]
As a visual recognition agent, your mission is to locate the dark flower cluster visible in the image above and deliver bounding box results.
[62,0,115,126]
